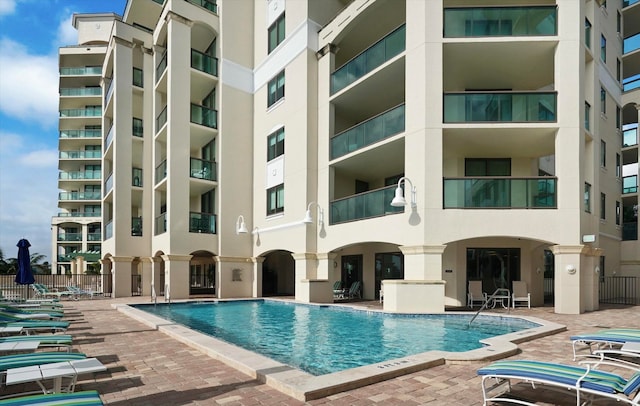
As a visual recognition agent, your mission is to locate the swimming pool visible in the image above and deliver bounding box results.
[133,300,539,376]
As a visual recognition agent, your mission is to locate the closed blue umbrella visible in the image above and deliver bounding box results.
[15,239,35,285]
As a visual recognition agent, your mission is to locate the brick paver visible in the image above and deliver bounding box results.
[1,298,637,405]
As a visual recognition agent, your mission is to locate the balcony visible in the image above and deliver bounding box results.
[331,24,405,95]
[190,104,217,129]
[189,212,216,234]
[59,170,101,180]
[60,108,101,117]
[155,160,167,184]
[623,126,638,147]
[104,80,114,104]
[155,213,167,235]
[57,211,101,217]
[190,158,216,181]
[443,6,557,38]
[330,185,403,225]
[443,92,557,123]
[59,67,102,76]
[105,220,113,240]
[133,118,143,137]
[623,175,638,194]
[624,33,640,55]
[132,168,143,187]
[156,106,167,132]
[331,104,404,160]
[105,172,113,194]
[57,233,82,242]
[186,0,217,13]
[104,126,114,152]
[443,177,557,208]
[59,150,101,159]
[60,129,101,138]
[624,75,640,92]
[59,191,101,201]
[132,217,143,236]
[60,88,101,97]
[156,52,167,81]
[87,232,101,241]
[191,49,218,76]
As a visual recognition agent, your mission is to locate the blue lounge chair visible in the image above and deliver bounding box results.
[0,306,64,320]
[0,390,103,405]
[571,329,640,360]
[0,352,86,382]
[477,359,640,405]
[0,315,69,334]
[0,334,73,351]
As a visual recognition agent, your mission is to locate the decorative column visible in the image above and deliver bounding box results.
[110,256,134,298]
[551,245,588,314]
[161,254,192,300]
[215,256,254,299]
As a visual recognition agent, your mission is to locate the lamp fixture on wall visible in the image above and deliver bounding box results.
[236,215,248,234]
[566,264,577,274]
[303,202,324,227]
[390,176,417,208]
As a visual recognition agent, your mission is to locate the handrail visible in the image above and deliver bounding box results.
[468,288,511,326]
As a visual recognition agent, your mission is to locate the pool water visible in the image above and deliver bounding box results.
[134,300,539,376]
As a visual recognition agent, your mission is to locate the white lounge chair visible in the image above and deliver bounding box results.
[511,281,531,308]
[571,329,640,360]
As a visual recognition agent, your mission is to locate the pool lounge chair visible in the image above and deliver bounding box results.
[572,329,640,360]
[332,281,345,299]
[0,317,69,334]
[31,284,75,301]
[66,285,94,299]
[0,352,86,382]
[0,390,103,406]
[346,281,362,299]
[0,306,64,320]
[477,359,640,405]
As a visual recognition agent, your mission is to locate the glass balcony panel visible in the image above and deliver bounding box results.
[59,150,101,159]
[105,220,113,239]
[59,170,101,180]
[443,178,557,208]
[155,213,167,235]
[187,0,217,13]
[624,75,640,92]
[189,212,216,234]
[105,172,113,193]
[623,126,638,147]
[191,49,218,76]
[104,126,114,151]
[443,92,556,123]
[190,158,216,181]
[59,108,101,117]
[624,33,640,55]
[105,80,114,104]
[132,217,143,236]
[59,129,101,138]
[155,160,167,184]
[60,66,102,75]
[60,88,101,97]
[57,233,82,241]
[623,222,638,241]
[133,118,143,137]
[331,25,406,94]
[133,68,143,87]
[624,0,640,6]
[331,104,405,160]
[156,106,167,132]
[132,168,143,187]
[58,191,101,200]
[87,232,101,241]
[156,52,167,81]
[329,185,404,225]
[190,104,218,128]
[57,211,101,217]
[443,6,557,37]
[623,175,638,194]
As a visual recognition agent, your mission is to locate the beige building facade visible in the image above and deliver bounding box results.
[53,0,640,314]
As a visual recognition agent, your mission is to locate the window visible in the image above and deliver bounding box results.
[585,102,591,131]
[465,158,511,176]
[133,67,143,87]
[617,11,621,36]
[600,192,606,220]
[616,153,621,177]
[617,59,622,83]
[600,87,606,115]
[616,201,621,225]
[267,184,284,215]
[601,34,606,62]
[585,19,592,49]
[585,182,591,213]
[268,13,285,54]
[599,256,605,283]
[616,105,621,130]
[267,127,284,161]
[601,140,606,167]
[267,70,285,107]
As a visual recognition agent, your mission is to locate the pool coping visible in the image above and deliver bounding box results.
[114,299,566,401]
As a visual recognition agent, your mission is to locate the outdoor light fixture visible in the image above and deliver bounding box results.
[390,176,417,208]
[236,215,248,234]
[303,202,324,227]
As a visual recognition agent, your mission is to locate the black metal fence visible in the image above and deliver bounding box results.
[600,276,638,305]
[0,274,111,300]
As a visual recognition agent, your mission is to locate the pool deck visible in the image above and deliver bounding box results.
[2,297,638,405]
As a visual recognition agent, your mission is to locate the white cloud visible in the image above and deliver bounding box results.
[56,12,77,46]
[0,0,16,17]
[0,131,58,262]
[0,38,59,128]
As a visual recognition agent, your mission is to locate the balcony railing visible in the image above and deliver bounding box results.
[104,126,114,151]
[133,68,143,87]
[190,158,216,181]
[57,233,82,242]
[443,177,557,208]
[105,172,114,194]
[623,175,638,194]
[330,185,403,225]
[60,129,101,138]
[60,66,102,76]
[443,92,557,123]
[59,108,101,117]
[156,52,167,81]
[189,212,216,234]
[190,104,217,128]
[191,49,218,76]
[87,232,101,241]
[624,0,639,6]
[155,160,167,184]
[443,6,557,37]
[156,106,167,132]
[153,0,165,4]
[186,0,217,13]
[623,222,638,241]
[624,76,640,92]
[132,217,143,236]
[132,168,143,187]
[59,170,101,180]
[57,211,101,217]
[623,126,638,147]
[624,33,640,55]
[105,220,113,240]
[104,80,114,104]
[331,104,405,160]
[60,87,101,97]
[59,150,101,159]
[133,118,143,137]
[59,191,101,201]
[331,24,406,95]
[155,213,167,235]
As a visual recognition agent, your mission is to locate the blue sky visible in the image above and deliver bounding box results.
[0,0,126,263]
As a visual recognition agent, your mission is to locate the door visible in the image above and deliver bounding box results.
[341,255,363,298]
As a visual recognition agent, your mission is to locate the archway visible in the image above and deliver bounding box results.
[261,250,294,296]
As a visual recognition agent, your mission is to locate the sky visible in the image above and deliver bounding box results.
[0,0,126,263]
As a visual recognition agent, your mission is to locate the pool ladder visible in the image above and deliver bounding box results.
[468,288,511,327]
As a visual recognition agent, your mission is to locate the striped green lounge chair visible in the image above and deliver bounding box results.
[0,307,64,320]
[477,359,640,405]
[571,329,640,360]
[0,334,73,351]
[0,352,86,381]
[0,390,103,405]
[0,315,69,334]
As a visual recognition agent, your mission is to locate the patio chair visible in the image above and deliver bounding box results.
[67,285,94,299]
[332,281,345,299]
[31,284,75,301]
[0,305,64,320]
[0,352,86,382]
[0,390,103,406]
[0,316,69,334]
[511,281,531,309]
[467,280,487,309]
[571,329,640,360]
[346,281,362,299]
[477,359,640,405]
[0,334,73,352]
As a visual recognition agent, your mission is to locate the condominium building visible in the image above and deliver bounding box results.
[53,0,640,314]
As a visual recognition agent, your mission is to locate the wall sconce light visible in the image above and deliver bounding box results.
[236,215,248,234]
[594,266,600,274]
[566,264,577,274]
[390,176,417,208]
[303,202,324,227]
[536,267,542,275]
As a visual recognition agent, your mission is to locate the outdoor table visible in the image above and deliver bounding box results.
[0,341,39,352]
[489,289,511,309]
[5,358,106,394]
